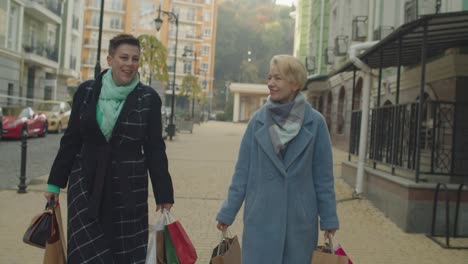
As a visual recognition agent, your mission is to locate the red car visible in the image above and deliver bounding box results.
[1,106,48,139]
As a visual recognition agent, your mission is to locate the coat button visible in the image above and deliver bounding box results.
[267,173,274,180]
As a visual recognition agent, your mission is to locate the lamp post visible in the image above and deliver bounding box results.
[155,4,179,141]
[182,47,198,118]
[94,0,105,78]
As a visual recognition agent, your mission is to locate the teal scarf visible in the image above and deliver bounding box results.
[97,69,139,141]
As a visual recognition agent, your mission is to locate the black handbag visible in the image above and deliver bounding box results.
[23,200,57,248]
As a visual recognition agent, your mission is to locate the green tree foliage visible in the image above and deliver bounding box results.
[213,1,295,110]
[137,34,169,85]
[179,74,202,100]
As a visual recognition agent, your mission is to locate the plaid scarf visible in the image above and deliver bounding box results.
[265,92,306,158]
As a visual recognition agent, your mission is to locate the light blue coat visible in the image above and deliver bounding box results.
[216,103,339,264]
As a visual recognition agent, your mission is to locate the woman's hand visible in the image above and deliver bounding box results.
[156,203,173,212]
[44,192,60,207]
[216,221,229,232]
[324,229,337,240]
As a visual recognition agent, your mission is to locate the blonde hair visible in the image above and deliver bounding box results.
[270,55,307,90]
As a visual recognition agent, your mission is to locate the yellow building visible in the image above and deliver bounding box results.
[80,0,218,110]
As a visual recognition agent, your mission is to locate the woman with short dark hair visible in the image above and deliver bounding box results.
[44,34,174,263]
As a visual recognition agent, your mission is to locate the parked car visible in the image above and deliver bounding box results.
[35,101,71,133]
[1,106,48,139]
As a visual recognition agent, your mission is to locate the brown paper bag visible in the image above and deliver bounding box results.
[311,250,348,264]
[211,235,241,264]
[43,204,67,264]
[156,230,166,264]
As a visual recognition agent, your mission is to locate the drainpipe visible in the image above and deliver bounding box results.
[348,41,378,197]
[317,0,325,74]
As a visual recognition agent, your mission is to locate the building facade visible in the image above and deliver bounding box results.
[80,0,218,113]
[0,0,84,106]
[80,0,126,81]
[155,0,218,111]
[299,0,468,235]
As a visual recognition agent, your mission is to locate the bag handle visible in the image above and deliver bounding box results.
[327,233,336,255]
[162,208,177,224]
[216,228,233,256]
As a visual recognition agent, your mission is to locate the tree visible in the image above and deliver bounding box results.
[137,35,169,85]
[179,74,203,115]
[213,1,295,110]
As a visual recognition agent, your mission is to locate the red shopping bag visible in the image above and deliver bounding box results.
[164,210,197,264]
[330,234,352,264]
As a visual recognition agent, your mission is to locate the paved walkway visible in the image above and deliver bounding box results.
[1,121,467,263]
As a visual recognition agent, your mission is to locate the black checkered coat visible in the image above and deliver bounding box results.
[48,70,174,264]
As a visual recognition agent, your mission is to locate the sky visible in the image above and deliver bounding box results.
[275,0,296,6]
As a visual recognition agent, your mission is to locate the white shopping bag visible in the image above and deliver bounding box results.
[145,212,169,264]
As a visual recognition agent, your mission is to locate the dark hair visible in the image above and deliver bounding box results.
[108,34,140,56]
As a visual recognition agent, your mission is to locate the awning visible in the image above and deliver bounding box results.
[303,74,329,91]
[332,11,468,74]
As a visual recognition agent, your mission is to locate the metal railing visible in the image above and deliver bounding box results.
[349,101,468,178]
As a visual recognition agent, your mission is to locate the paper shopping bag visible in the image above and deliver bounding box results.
[43,204,66,264]
[156,230,165,264]
[329,234,353,264]
[164,226,180,264]
[211,235,241,264]
[311,249,348,264]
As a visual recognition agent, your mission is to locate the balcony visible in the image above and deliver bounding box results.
[23,43,59,69]
[373,26,395,41]
[84,38,98,47]
[174,0,204,7]
[24,0,62,25]
[82,58,95,68]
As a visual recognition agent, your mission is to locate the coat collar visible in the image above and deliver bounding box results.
[254,105,315,174]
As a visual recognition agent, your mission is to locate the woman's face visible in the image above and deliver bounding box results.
[107,44,140,86]
[267,65,299,103]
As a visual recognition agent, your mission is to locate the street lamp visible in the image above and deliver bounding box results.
[182,46,198,118]
[94,0,105,78]
[155,4,179,141]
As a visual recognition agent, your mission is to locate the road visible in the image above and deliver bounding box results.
[0,133,61,190]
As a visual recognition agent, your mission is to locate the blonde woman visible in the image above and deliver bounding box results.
[216,55,339,263]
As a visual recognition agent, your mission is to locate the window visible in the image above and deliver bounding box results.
[92,12,100,26]
[7,83,13,105]
[111,0,122,10]
[7,2,20,51]
[202,45,210,56]
[110,16,121,29]
[203,28,211,38]
[186,8,196,21]
[203,11,211,22]
[200,62,208,72]
[0,1,7,48]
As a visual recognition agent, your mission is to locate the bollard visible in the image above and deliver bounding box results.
[17,131,27,193]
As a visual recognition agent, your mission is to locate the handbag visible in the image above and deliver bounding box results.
[23,200,57,249]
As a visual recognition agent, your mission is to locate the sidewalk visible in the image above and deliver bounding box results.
[1,121,467,263]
